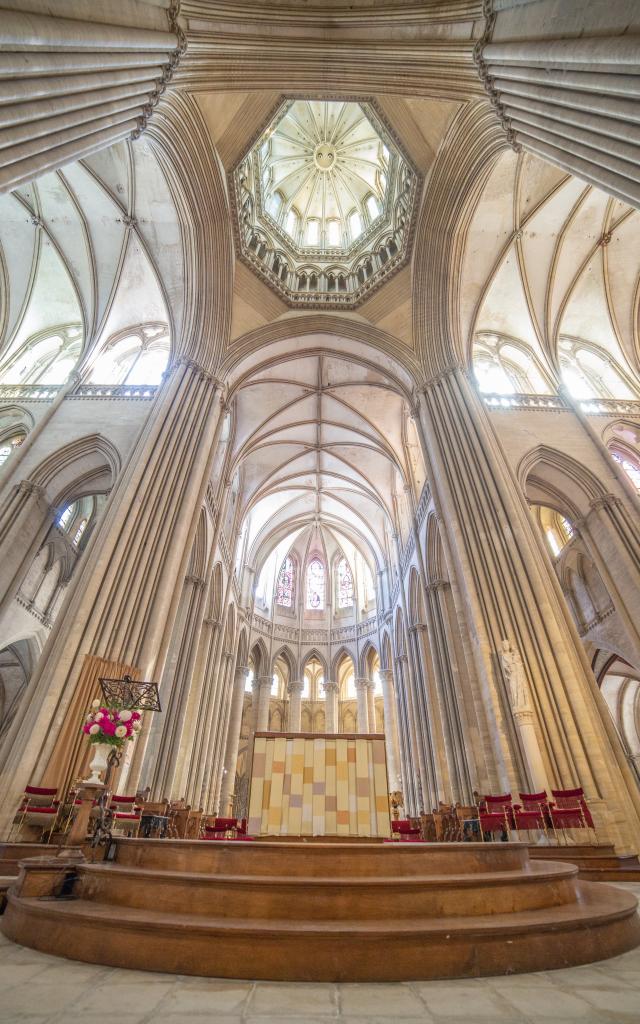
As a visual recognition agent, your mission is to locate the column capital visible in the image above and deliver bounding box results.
[258,675,273,691]
[235,665,250,680]
[323,680,339,695]
[379,669,393,683]
[20,480,45,500]
[354,677,370,691]
[287,679,305,697]
[184,573,206,589]
[589,493,624,514]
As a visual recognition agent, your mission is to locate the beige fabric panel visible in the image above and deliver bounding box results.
[248,732,390,837]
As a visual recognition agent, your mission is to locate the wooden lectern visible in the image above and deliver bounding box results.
[248,732,390,837]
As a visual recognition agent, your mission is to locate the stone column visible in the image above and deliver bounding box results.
[145,571,208,800]
[416,367,640,852]
[355,678,370,734]
[251,674,261,731]
[366,680,377,733]
[218,665,250,815]
[0,361,225,838]
[0,3,184,193]
[474,2,640,208]
[256,676,272,732]
[500,640,550,795]
[323,681,339,734]
[287,679,304,732]
[379,669,402,792]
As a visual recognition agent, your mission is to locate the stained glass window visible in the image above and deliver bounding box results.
[0,434,24,466]
[58,503,76,530]
[276,555,295,607]
[73,519,87,546]
[612,451,640,491]
[306,557,325,610]
[337,556,354,609]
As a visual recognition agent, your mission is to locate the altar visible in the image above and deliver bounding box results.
[247,732,391,838]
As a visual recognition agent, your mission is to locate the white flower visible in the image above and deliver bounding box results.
[118,710,133,722]
[115,725,127,738]
[91,699,101,709]
[89,723,100,735]
[85,713,94,722]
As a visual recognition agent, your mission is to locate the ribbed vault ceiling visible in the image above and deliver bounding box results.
[464,151,640,385]
[228,348,427,575]
[0,139,181,382]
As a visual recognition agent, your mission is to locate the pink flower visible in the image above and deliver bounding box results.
[100,718,116,736]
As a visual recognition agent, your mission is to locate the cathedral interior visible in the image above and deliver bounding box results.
[0,0,640,1018]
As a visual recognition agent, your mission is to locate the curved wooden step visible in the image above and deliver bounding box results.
[3,880,639,982]
[114,837,531,876]
[76,859,580,919]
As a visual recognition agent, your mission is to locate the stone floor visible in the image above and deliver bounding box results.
[0,883,639,1024]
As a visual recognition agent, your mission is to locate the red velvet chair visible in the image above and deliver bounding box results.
[202,817,238,840]
[391,819,422,841]
[514,791,552,839]
[109,795,142,837]
[11,786,59,841]
[479,794,514,840]
[550,787,595,842]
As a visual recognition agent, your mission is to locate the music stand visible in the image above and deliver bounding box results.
[91,674,161,848]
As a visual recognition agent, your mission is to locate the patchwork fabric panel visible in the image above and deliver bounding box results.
[248,733,390,836]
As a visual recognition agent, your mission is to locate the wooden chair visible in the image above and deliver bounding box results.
[550,787,596,844]
[514,791,553,842]
[109,795,141,837]
[10,786,59,842]
[479,794,514,840]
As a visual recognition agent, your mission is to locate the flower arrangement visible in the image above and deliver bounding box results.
[82,700,142,748]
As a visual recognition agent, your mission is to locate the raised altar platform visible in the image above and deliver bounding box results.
[2,838,639,981]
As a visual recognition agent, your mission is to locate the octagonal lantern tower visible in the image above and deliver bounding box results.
[231,98,419,308]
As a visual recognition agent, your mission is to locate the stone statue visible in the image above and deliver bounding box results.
[500,639,531,713]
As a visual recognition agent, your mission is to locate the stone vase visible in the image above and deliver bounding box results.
[85,742,114,784]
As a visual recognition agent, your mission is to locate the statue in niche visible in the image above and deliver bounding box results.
[500,639,531,713]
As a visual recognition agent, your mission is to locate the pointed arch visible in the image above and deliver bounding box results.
[408,566,425,627]
[30,433,120,507]
[394,606,406,657]
[359,640,379,678]
[208,561,223,622]
[519,444,610,519]
[236,627,249,668]
[425,512,447,586]
[250,638,268,678]
[272,644,297,681]
[301,648,328,680]
[381,629,393,671]
[223,603,236,654]
[331,645,355,681]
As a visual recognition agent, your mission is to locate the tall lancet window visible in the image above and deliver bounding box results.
[337,557,354,609]
[276,555,295,607]
[306,558,325,610]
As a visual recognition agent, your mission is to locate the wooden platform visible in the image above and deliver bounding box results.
[529,843,640,882]
[2,838,639,981]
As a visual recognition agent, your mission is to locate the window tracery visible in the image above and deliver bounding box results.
[559,341,634,401]
[611,450,640,491]
[0,434,25,466]
[276,555,295,608]
[336,556,354,609]
[473,334,551,396]
[0,326,82,386]
[306,557,325,610]
[89,324,169,385]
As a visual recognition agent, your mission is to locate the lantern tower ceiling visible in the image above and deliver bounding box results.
[232,98,419,308]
